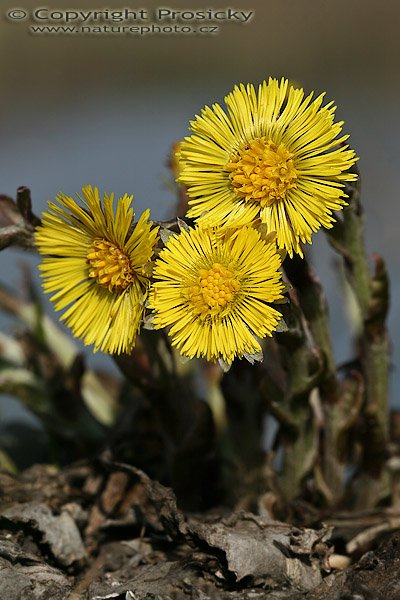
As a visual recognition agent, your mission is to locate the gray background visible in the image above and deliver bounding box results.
[0,0,399,430]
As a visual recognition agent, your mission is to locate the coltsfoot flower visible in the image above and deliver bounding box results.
[178,77,358,256]
[149,224,284,367]
[35,185,159,354]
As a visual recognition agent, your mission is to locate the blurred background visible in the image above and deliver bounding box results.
[0,0,399,444]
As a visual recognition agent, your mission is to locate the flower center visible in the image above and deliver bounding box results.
[189,262,241,314]
[87,238,134,292]
[226,138,298,206]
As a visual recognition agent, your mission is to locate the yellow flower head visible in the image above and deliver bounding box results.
[35,185,159,354]
[178,77,358,257]
[149,224,284,366]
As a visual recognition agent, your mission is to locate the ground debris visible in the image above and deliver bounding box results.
[186,515,329,589]
[0,538,72,600]
[2,501,87,567]
[0,461,398,599]
[303,532,400,600]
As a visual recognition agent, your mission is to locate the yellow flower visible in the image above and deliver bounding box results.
[149,224,284,366]
[178,77,358,257]
[35,185,159,354]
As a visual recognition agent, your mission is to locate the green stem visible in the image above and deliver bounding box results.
[284,255,337,400]
[327,179,370,316]
[326,177,390,504]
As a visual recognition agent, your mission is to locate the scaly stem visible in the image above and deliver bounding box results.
[327,179,370,316]
[326,176,390,505]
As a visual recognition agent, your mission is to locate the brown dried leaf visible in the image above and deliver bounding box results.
[2,502,87,567]
[188,514,330,590]
[0,539,71,600]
